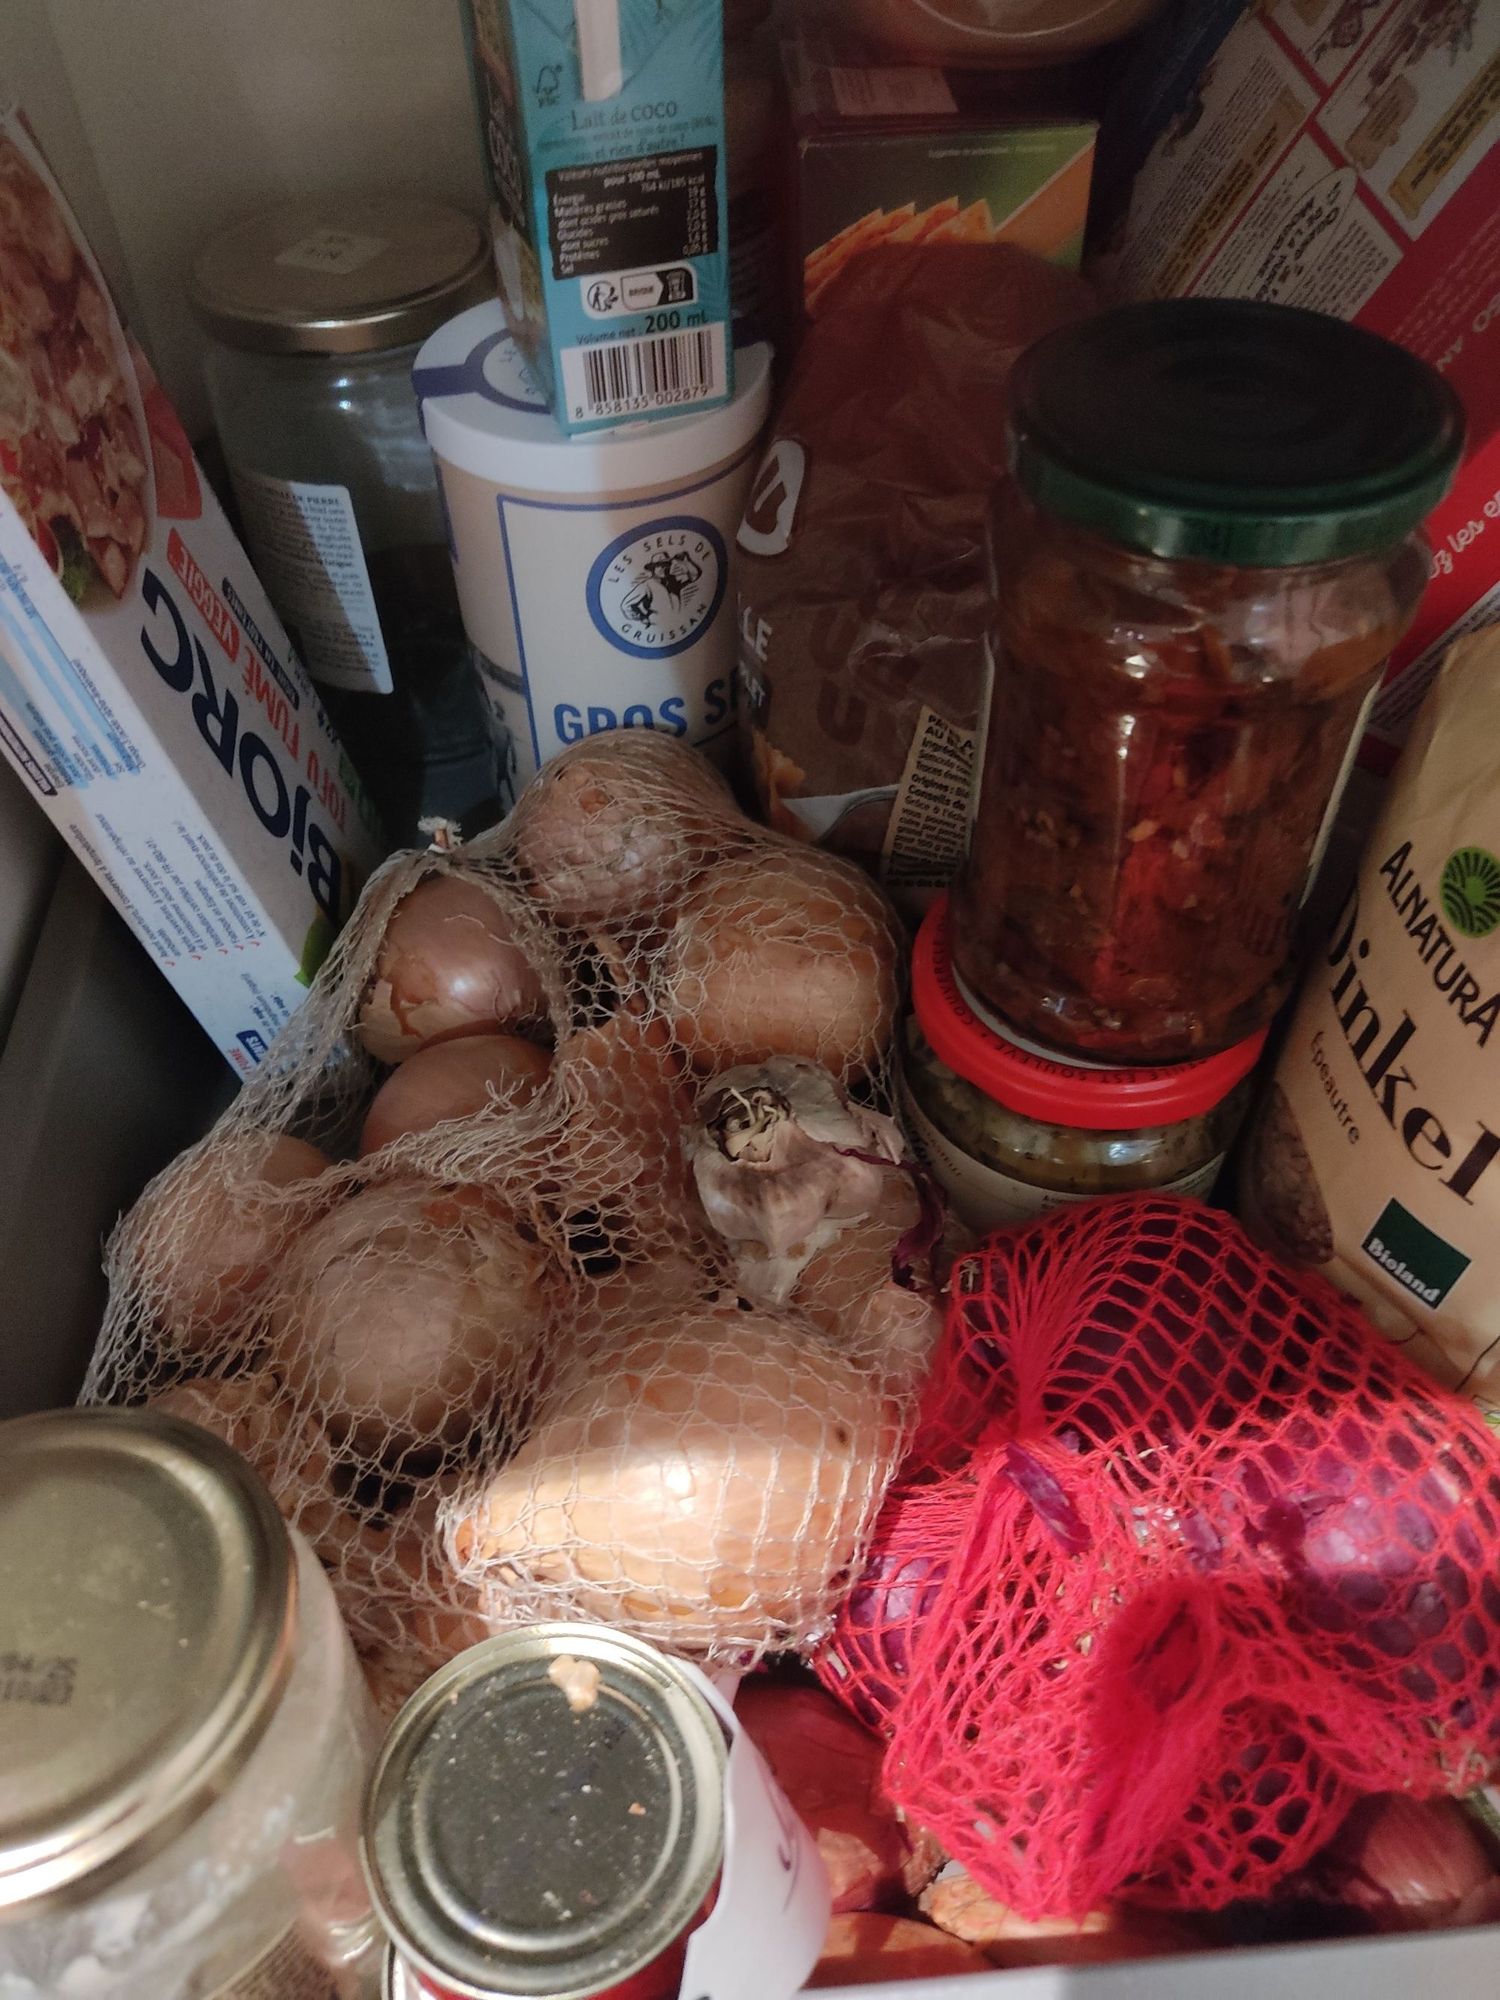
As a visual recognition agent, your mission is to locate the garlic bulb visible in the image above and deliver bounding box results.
[688,1058,908,1307]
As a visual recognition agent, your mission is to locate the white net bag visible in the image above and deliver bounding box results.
[84,734,942,1708]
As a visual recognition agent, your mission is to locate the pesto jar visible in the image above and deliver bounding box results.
[902,899,1264,1231]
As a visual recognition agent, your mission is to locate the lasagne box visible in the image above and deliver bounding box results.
[461,0,734,435]
[783,26,1098,321]
[0,109,383,1076]
[1091,0,1500,793]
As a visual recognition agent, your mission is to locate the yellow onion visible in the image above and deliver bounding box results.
[555,1009,694,1215]
[447,1303,901,1651]
[359,1033,552,1156]
[808,1915,990,1988]
[137,1133,334,1353]
[351,1493,498,1667]
[919,1866,1194,1966]
[662,846,900,1078]
[356,873,546,1064]
[511,732,740,929]
[148,1368,369,1570]
[269,1179,549,1459]
[736,1679,942,1913]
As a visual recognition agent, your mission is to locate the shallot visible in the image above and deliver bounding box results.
[135,1132,334,1352]
[446,1302,902,1651]
[269,1179,549,1458]
[511,732,740,929]
[359,1033,551,1155]
[662,846,900,1077]
[555,1009,694,1215]
[807,1915,989,1987]
[356,872,546,1063]
[920,1865,1193,1966]
[735,1679,941,1912]
[148,1368,371,1572]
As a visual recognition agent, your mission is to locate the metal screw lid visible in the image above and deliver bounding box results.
[1008,298,1465,568]
[362,1626,728,2000]
[0,1407,296,1915]
[190,196,493,357]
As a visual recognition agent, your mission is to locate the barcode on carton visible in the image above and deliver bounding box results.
[562,325,726,422]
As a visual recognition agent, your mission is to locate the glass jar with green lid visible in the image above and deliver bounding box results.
[904,898,1265,1231]
[953,298,1464,1064]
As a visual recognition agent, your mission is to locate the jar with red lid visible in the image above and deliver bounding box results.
[903,899,1264,1231]
[951,299,1463,1063]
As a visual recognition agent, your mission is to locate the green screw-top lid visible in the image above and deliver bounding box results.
[1008,299,1466,568]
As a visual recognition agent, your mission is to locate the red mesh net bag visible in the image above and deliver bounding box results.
[817,1195,1500,1917]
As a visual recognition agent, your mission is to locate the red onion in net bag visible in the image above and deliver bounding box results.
[819,1196,1500,1917]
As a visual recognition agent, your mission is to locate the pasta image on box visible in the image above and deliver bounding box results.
[0,108,383,1074]
[783,25,1097,318]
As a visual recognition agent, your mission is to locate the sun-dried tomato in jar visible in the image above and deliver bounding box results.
[953,300,1463,1063]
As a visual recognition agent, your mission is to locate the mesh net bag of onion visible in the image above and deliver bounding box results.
[84,734,944,1711]
[817,1196,1500,1917]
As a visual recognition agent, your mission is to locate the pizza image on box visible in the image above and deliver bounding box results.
[0,131,150,602]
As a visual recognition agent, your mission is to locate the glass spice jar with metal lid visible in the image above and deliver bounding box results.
[0,1407,380,1999]
[190,196,502,848]
[363,1625,829,2000]
[904,897,1265,1231]
[952,298,1465,1064]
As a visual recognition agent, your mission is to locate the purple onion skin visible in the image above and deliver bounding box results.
[827,1551,949,1730]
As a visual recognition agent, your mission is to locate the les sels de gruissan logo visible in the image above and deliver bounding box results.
[1441,846,1500,940]
[587,516,726,659]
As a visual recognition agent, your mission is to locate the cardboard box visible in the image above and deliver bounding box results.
[0,108,383,1075]
[783,26,1097,319]
[462,0,734,435]
[1091,0,1500,775]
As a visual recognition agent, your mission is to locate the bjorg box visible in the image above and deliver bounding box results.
[0,109,384,1074]
[463,0,734,435]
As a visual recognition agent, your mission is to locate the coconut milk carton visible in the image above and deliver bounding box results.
[462,0,733,435]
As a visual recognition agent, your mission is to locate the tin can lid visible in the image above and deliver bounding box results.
[913,898,1265,1127]
[412,301,773,495]
[0,1408,296,1914]
[363,1626,728,2000]
[190,197,493,356]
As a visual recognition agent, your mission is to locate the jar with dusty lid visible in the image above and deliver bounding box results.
[362,1625,828,2000]
[903,898,1264,1230]
[190,196,500,847]
[952,299,1463,1064]
[0,1407,380,1999]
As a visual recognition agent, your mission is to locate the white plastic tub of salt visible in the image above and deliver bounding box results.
[414,303,770,803]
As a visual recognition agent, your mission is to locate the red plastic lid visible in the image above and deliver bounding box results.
[911,898,1267,1130]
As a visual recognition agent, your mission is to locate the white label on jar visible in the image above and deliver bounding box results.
[900,1078,1224,1232]
[828,64,957,120]
[211,1921,339,1999]
[275,228,389,276]
[231,472,394,695]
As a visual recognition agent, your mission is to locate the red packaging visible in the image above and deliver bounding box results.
[1091,0,1500,787]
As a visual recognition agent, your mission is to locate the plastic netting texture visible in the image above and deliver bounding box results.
[84,734,941,1712]
[817,1196,1500,1917]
